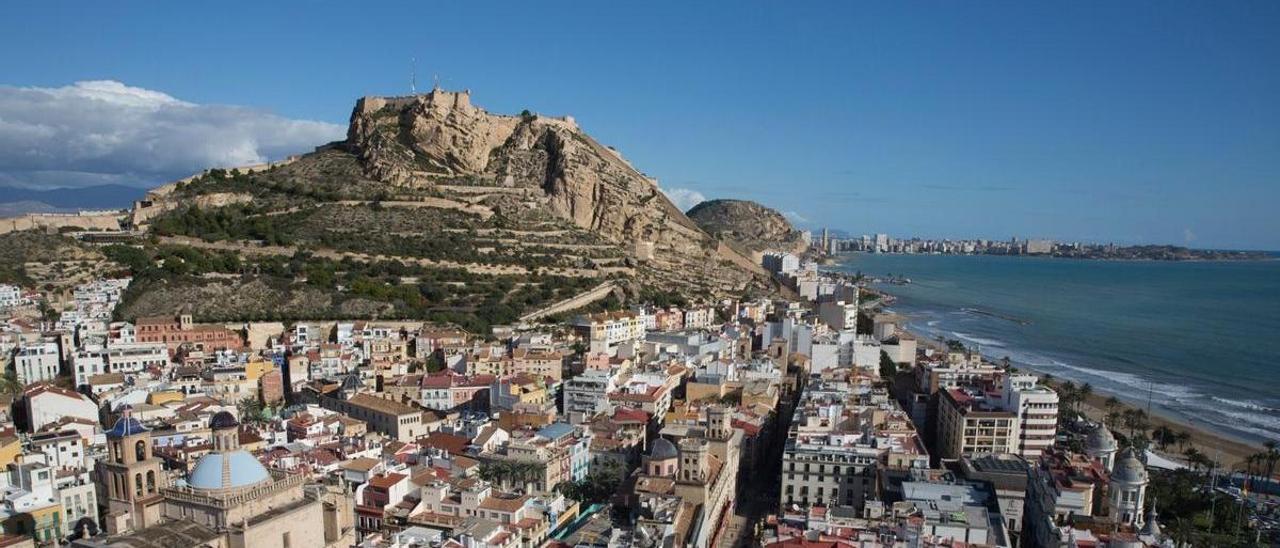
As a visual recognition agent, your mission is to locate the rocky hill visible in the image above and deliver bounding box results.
[108,89,770,328]
[686,199,808,258]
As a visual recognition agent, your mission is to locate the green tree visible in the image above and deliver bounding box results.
[558,460,624,504]
[878,351,897,383]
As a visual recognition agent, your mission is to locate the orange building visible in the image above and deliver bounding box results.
[135,314,243,353]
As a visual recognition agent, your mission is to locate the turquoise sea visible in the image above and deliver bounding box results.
[831,253,1280,445]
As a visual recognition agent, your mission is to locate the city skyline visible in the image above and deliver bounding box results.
[1,2,1277,250]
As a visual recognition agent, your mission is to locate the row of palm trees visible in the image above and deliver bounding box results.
[1241,441,1280,486]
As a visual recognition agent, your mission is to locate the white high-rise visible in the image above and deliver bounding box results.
[999,374,1060,459]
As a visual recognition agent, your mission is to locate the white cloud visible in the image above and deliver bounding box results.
[660,187,706,212]
[0,80,345,189]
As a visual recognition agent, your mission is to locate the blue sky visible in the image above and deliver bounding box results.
[2,2,1277,250]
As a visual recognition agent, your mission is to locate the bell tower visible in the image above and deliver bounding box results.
[96,408,167,534]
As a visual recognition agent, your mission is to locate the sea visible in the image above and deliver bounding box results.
[830,252,1280,446]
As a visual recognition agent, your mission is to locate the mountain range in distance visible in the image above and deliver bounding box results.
[0,184,148,214]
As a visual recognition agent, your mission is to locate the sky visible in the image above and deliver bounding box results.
[1,2,1277,250]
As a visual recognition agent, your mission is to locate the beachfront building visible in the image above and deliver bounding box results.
[1023,446,1112,548]
[1084,422,1119,470]
[1108,448,1149,528]
[937,387,1019,461]
[998,374,1060,460]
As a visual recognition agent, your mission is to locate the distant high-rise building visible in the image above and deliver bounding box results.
[874,233,889,253]
[1026,239,1054,255]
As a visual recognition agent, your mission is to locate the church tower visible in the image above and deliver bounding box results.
[678,438,710,483]
[706,405,731,441]
[96,408,167,534]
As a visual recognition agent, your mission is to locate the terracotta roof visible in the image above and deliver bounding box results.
[342,457,380,473]
[346,393,422,416]
[419,432,469,455]
[367,472,407,489]
[477,493,530,513]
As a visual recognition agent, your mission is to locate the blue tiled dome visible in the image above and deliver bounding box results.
[187,451,272,491]
[650,438,679,460]
[106,417,148,438]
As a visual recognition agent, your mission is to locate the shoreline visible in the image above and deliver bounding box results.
[908,328,1263,468]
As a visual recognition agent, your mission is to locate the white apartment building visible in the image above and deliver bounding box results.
[574,311,646,354]
[15,341,61,385]
[999,374,1060,460]
[562,369,618,422]
[762,252,800,275]
[106,342,169,374]
[72,348,108,388]
[682,306,715,330]
[780,377,929,512]
[0,284,26,309]
[28,430,89,470]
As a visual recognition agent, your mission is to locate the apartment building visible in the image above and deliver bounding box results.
[937,387,1020,461]
[15,340,61,385]
[323,393,432,442]
[510,348,565,382]
[573,311,645,354]
[998,374,1060,459]
[780,375,928,512]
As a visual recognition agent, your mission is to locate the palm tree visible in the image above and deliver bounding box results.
[1174,430,1192,451]
[1105,410,1123,430]
[1184,447,1206,473]
[0,371,23,397]
[1121,408,1150,440]
[1264,440,1279,483]
[1152,425,1169,450]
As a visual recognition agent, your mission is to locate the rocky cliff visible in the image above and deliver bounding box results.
[123,89,770,323]
[342,89,766,297]
[686,199,808,258]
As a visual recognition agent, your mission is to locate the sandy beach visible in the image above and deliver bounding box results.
[909,328,1264,470]
[1071,386,1263,470]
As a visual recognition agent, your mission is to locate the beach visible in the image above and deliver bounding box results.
[835,252,1280,448]
[907,318,1263,470]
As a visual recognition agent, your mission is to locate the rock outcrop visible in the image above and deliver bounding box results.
[342,89,767,297]
[686,199,808,258]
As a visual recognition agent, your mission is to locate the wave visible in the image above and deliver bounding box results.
[1028,359,1280,439]
[1210,396,1280,414]
[949,331,1007,348]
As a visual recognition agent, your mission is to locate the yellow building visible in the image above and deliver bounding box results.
[245,359,275,382]
[0,435,22,468]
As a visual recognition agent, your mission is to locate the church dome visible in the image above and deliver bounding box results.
[106,416,148,438]
[1085,423,1117,454]
[650,438,678,460]
[210,411,240,430]
[1111,448,1149,485]
[187,450,272,491]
